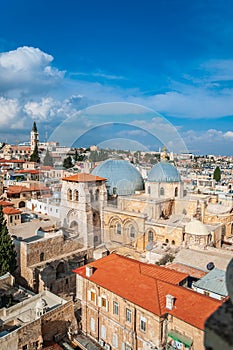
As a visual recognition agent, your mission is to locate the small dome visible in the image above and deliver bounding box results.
[185,219,209,236]
[36,297,46,309]
[92,159,144,195]
[147,161,181,182]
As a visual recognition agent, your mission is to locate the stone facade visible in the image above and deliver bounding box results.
[14,230,89,294]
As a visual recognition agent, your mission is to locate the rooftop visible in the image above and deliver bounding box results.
[62,173,106,183]
[193,268,228,297]
[74,254,221,330]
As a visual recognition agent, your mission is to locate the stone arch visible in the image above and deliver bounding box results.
[109,216,123,236]
[19,201,26,208]
[70,220,78,229]
[123,218,139,241]
[67,209,78,227]
[56,261,66,279]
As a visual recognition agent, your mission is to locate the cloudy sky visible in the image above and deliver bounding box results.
[0,0,233,155]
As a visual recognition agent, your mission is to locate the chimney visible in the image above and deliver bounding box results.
[166,294,175,310]
[86,265,94,278]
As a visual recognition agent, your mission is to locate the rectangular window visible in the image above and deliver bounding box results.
[101,325,106,339]
[126,308,132,323]
[112,333,118,348]
[113,301,119,315]
[102,297,107,308]
[91,291,96,302]
[90,317,95,332]
[140,316,146,332]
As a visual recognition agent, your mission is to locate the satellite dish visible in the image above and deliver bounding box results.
[206,262,215,270]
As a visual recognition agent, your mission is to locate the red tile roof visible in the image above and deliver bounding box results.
[15,169,40,174]
[73,254,222,330]
[7,185,30,194]
[0,200,14,207]
[62,173,106,183]
[166,263,207,279]
[3,207,22,215]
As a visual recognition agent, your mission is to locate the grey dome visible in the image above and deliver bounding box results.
[92,159,144,195]
[148,161,181,182]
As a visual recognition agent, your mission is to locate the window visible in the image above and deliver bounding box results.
[67,189,72,201]
[101,325,106,339]
[40,252,44,262]
[91,291,96,302]
[90,317,95,332]
[129,225,135,239]
[90,190,94,202]
[10,215,13,223]
[126,308,132,323]
[112,333,118,348]
[102,297,107,308]
[33,341,39,349]
[147,186,151,194]
[148,230,154,242]
[22,345,28,350]
[140,316,146,332]
[204,291,210,297]
[160,187,164,196]
[74,190,79,201]
[174,187,178,197]
[95,189,99,201]
[116,223,121,235]
[113,301,119,315]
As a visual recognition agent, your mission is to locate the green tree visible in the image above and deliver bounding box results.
[213,166,221,182]
[43,149,54,166]
[0,206,17,276]
[63,155,73,169]
[30,143,40,163]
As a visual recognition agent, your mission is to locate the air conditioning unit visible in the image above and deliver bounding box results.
[105,344,111,350]
[99,340,105,347]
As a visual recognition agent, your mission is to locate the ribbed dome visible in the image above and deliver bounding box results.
[147,161,181,182]
[185,219,209,236]
[92,159,144,195]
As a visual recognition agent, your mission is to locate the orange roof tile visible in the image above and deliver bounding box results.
[73,254,222,330]
[0,200,14,207]
[62,173,106,183]
[3,207,22,215]
[15,169,40,174]
[7,185,30,194]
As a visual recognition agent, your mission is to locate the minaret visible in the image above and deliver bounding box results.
[31,121,39,152]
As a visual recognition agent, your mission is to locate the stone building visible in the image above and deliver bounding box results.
[60,173,107,248]
[74,253,222,350]
[13,227,89,295]
[0,273,77,350]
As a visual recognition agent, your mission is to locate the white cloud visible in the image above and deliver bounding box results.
[0,97,20,127]
[224,131,233,140]
[0,46,65,94]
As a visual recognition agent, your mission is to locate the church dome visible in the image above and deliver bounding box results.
[92,159,144,195]
[185,219,209,236]
[147,161,181,182]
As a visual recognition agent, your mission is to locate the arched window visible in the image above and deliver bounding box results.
[130,225,135,239]
[165,238,169,244]
[148,186,151,195]
[116,223,121,235]
[174,187,178,197]
[67,189,72,201]
[148,230,154,242]
[95,189,99,201]
[171,240,175,245]
[160,187,165,196]
[74,190,79,201]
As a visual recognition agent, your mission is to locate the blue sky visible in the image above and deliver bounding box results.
[0,0,232,155]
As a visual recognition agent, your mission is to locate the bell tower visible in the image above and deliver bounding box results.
[31,121,39,152]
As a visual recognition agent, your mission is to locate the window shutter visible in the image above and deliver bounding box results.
[106,300,109,312]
